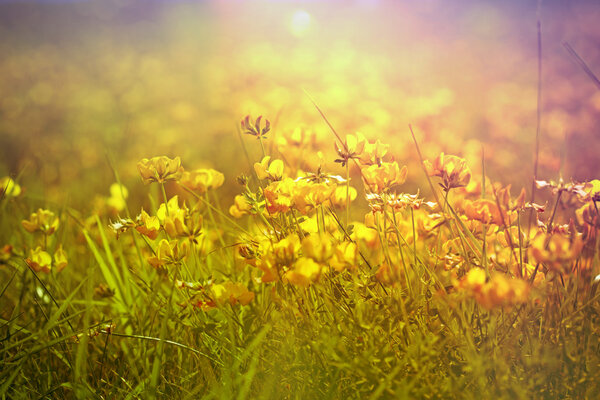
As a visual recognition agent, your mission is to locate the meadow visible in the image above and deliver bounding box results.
[2,1,600,399]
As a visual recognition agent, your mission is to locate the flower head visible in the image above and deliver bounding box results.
[424,153,471,190]
[137,156,183,185]
[241,115,270,139]
[0,177,21,198]
[22,209,59,236]
[180,168,224,193]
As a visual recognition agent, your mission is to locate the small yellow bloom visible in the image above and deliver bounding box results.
[22,209,59,236]
[147,239,189,268]
[362,162,408,193]
[53,245,68,272]
[330,185,357,207]
[137,156,183,185]
[26,247,52,273]
[254,156,284,181]
[106,183,128,212]
[0,177,21,198]
[285,257,322,287]
[301,234,334,263]
[211,282,255,306]
[135,209,161,240]
[229,194,253,218]
[529,232,583,273]
[180,168,225,193]
[424,153,471,190]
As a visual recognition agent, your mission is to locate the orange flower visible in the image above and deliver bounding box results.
[137,156,183,185]
[424,153,471,190]
[464,199,505,225]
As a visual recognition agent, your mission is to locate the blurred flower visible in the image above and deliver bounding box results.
[229,194,254,218]
[211,281,255,306]
[330,185,357,207]
[529,231,583,273]
[424,153,471,190]
[22,209,59,236]
[53,245,68,272]
[285,257,322,287]
[0,177,21,198]
[106,183,128,212]
[137,156,183,185]
[180,168,225,193]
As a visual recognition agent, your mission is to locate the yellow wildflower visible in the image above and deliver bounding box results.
[180,168,225,193]
[147,239,189,268]
[26,247,52,273]
[211,282,255,306]
[285,257,322,287]
[137,156,183,185]
[22,209,59,236]
[106,183,128,212]
[136,209,161,240]
[362,162,408,193]
[424,153,471,190]
[254,156,284,181]
[229,194,253,218]
[0,176,21,197]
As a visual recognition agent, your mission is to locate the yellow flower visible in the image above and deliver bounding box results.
[330,185,357,207]
[53,245,68,272]
[464,199,505,225]
[136,209,161,240]
[26,247,52,273]
[180,168,225,193]
[424,153,471,190]
[334,132,367,167]
[229,194,253,218]
[22,209,59,236]
[263,179,294,214]
[362,161,408,193]
[0,177,21,198]
[147,239,189,268]
[106,183,128,212]
[529,232,584,273]
[301,234,334,263]
[137,156,183,185]
[330,241,358,272]
[254,156,284,181]
[211,282,255,306]
[285,257,322,287]
[360,138,389,166]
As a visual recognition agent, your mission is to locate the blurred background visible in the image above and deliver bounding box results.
[1,0,599,206]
